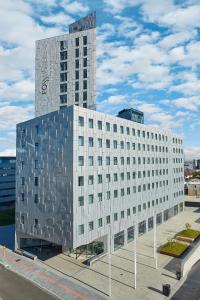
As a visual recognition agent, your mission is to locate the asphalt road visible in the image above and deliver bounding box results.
[171,260,200,300]
[0,267,59,300]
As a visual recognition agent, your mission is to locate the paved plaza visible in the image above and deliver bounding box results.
[0,207,200,300]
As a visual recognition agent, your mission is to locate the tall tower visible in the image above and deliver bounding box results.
[35,12,96,117]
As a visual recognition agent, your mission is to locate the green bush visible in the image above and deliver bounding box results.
[160,241,188,257]
[178,229,200,240]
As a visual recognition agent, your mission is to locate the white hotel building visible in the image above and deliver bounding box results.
[16,105,184,252]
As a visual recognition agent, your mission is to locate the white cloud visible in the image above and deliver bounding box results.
[60,0,89,15]
[41,13,74,26]
[184,146,200,160]
[0,80,34,101]
[0,149,16,156]
[0,105,33,130]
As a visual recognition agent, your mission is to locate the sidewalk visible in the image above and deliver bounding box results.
[0,247,106,300]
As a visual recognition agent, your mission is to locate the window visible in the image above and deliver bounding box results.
[113,140,117,149]
[21,177,25,186]
[98,175,102,183]
[75,59,79,69]
[106,174,111,182]
[60,62,67,71]
[98,120,102,130]
[114,213,118,221]
[98,192,102,201]
[120,141,124,149]
[35,177,38,186]
[79,116,84,127]
[114,157,118,165]
[121,157,124,165]
[75,70,79,80]
[35,142,39,152]
[34,218,38,227]
[83,47,87,56]
[78,156,84,166]
[34,194,38,204]
[78,176,84,186]
[60,51,67,60]
[83,57,87,68]
[121,211,124,218]
[60,83,67,93]
[106,215,110,224]
[83,80,87,90]
[88,137,93,147]
[113,124,117,132]
[75,93,79,102]
[60,40,67,50]
[34,160,38,169]
[83,91,87,101]
[98,218,103,227]
[106,139,110,148]
[75,81,79,91]
[88,118,93,128]
[21,215,24,225]
[83,69,87,78]
[98,156,102,166]
[75,48,79,58]
[78,196,84,206]
[75,37,79,47]
[97,139,102,148]
[106,122,110,131]
[127,208,130,216]
[88,194,94,204]
[114,190,118,198]
[121,173,124,180]
[120,126,124,134]
[88,175,94,185]
[89,221,94,231]
[60,95,67,104]
[106,156,110,165]
[60,73,67,82]
[88,156,93,166]
[121,188,124,196]
[21,193,24,202]
[114,173,118,181]
[78,136,84,146]
[106,191,111,200]
[78,224,84,235]
[83,36,87,45]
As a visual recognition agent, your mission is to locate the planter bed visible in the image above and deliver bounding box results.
[177,229,200,241]
[160,241,189,258]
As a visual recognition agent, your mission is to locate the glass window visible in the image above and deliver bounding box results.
[75,48,79,58]
[60,83,67,93]
[21,193,24,202]
[89,221,94,231]
[60,94,67,104]
[106,215,110,224]
[98,121,102,130]
[98,218,103,227]
[83,58,87,68]
[114,157,118,165]
[121,211,124,218]
[83,91,87,101]
[106,156,110,165]
[98,192,102,201]
[98,156,102,166]
[88,137,93,147]
[88,194,94,204]
[106,122,110,131]
[88,156,93,166]
[106,191,111,200]
[75,93,79,102]
[76,70,79,80]
[79,116,84,127]
[120,126,124,134]
[114,190,118,198]
[21,177,25,186]
[78,156,84,166]
[88,175,94,185]
[83,80,87,90]
[106,174,111,182]
[34,160,38,169]
[114,213,118,221]
[75,59,79,69]
[34,177,38,186]
[83,47,87,56]
[34,219,38,227]
[78,224,84,235]
[60,40,68,50]
[106,139,110,148]
[78,136,84,146]
[83,36,87,45]
[98,175,102,183]
[60,51,67,60]
[75,37,79,47]
[113,140,117,149]
[113,124,117,132]
[83,69,87,78]
[75,81,79,91]
[88,118,93,128]
[60,73,67,82]
[78,196,84,206]
[34,194,38,204]
[78,176,84,186]
[60,62,67,71]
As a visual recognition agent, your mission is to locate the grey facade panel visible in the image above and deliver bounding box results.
[0,157,16,207]
[69,12,96,33]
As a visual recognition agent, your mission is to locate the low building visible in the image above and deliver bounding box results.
[187,180,200,197]
[16,105,184,252]
[0,157,16,209]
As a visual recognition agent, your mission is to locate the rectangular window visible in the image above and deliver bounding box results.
[21,177,25,186]
[78,176,84,186]
[83,69,87,78]
[113,124,117,132]
[60,83,67,93]
[34,218,38,227]
[88,118,93,128]
[83,58,87,67]
[75,93,79,102]
[60,51,67,60]
[106,174,111,182]
[88,175,94,185]
[60,40,67,50]
[21,215,24,225]
[106,139,110,148]
[21,193,24,202]
[121,211,124,218]
[114,190,118,198]
[75,59,79,69]
[98,138,102,148]
[75,48,79,58]
[83,91,87,101]
[88,221,94,231]
[88,137,93,147]
[98,192,102,201]
[75,70,79,80]
[98,175,102,183]
[75,81,79,91]
[88,156,93,166]
[78,156,84,166]
[34,160,38,169]
[106,191,111,200]
[78,224,84,235]
[60,62,67,71]
[114,157,118,165]
[83,47,87,56]
[83,80,87,90]
[113,140,117,149]
[34,177,38,186]
[60,73,67,82]
[98,120,102,130]
[106,156,110,165]
[83,36,87,45]
[88,194,94,204]
[78,136,84,146]
[98,218,103,227]
[78,116,84,127]
[114,213,118,221]
[78,196,84,206]
[106,122,110,131]
[120,126,124,134]
[34,194,38,204]
[75,37,79,47]
[60,94,67,104]
[98,156,102,166]
[106,215,110,224]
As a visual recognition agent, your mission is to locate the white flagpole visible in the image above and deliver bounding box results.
[153,212,158,269]
[108,225,112,298]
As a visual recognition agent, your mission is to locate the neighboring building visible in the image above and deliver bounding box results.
[118,108,144,124]
[16,105,184,252]
[197,159,200,170]
[0,157,16,209]
[35,12,96,117]
[187,180,200,197]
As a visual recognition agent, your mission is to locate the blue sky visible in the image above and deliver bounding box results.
[0,0,200,159]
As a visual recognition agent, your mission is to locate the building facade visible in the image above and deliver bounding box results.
[35,12,96,117]
[187,180,200,197]
[16,106,184,252]
[0,157,16,209]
